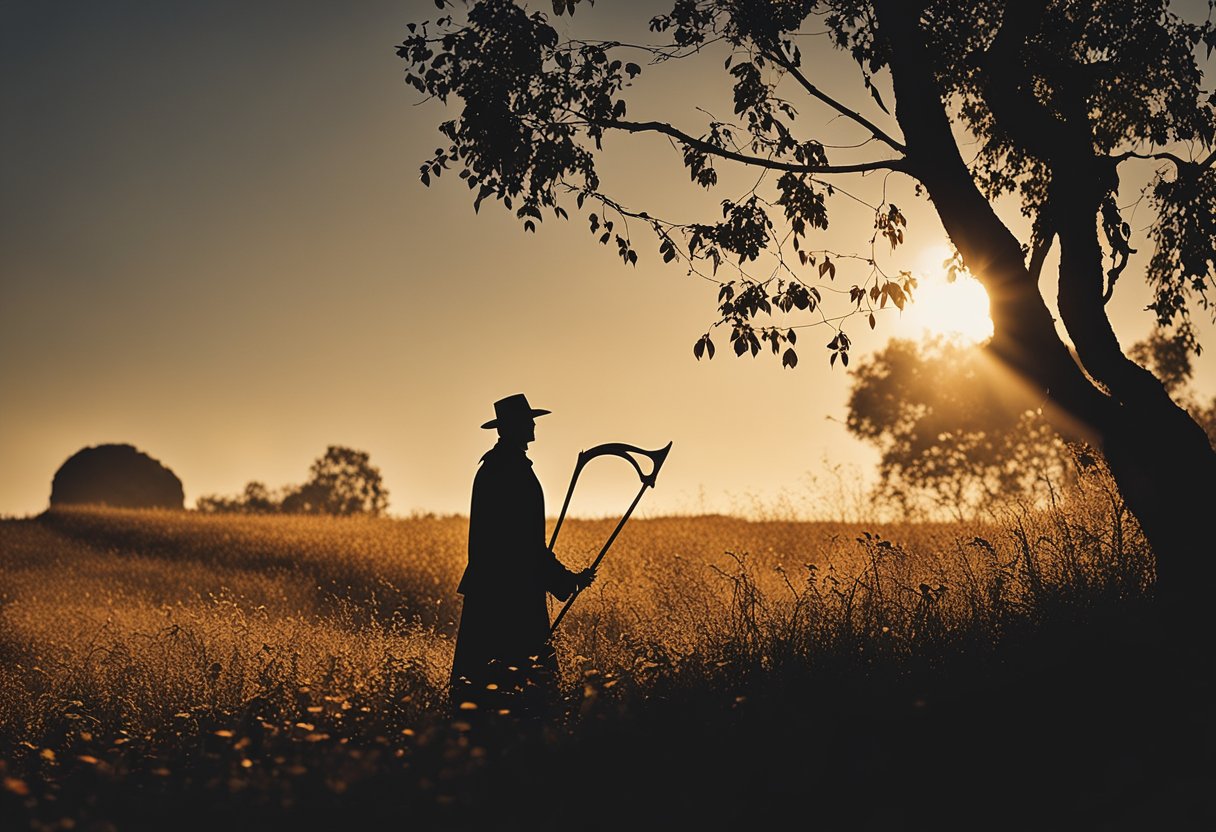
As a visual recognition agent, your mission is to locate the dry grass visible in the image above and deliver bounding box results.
[0,463,1166,829]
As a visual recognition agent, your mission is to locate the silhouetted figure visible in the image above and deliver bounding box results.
[450,394,594,720]
[49,443,184,510]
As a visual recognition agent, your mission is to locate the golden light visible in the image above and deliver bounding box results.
[897,243,994,345]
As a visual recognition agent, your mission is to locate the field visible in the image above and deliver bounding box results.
[0,470,1212,831]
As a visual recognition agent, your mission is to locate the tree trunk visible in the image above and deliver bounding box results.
[1052,167,1216,609]
[876,0,1216,614]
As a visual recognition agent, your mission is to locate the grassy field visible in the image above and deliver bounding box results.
[0,469,1211,830]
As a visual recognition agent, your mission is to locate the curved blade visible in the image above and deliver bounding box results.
[578,440,673,488]
[548,441,673,550]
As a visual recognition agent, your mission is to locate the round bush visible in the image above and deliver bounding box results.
[50,443,184,509]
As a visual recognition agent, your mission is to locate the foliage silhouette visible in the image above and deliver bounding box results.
[281,446,390,517]
[197,446,389,517]
[400,0,1216,610]
[49,443,184,510]
[196,481,279,515]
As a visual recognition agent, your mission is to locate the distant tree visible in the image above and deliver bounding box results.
[239,481,279,514]
[1127,327,1216,448]
[846,337,1073,519]
[195,493,240,514]
[280,446,389,517]
[50,444,184,510]
[1191,399,1216,450]
[199,447,389,517]
[196,481,281,515]
[400,0,1216,608]
[1127,327,1194,398]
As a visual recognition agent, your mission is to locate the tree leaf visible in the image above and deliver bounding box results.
[867,80,890,114]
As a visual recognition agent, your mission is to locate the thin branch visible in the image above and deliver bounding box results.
[566,35,729,63]
[765,51,907,154]
[820,137,882,150]
[1113,149,1215,170]
[588,117,907,175]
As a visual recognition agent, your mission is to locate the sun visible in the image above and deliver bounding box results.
[896,244,994,345]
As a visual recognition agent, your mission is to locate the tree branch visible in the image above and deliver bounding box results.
[588,118,907,175]
[567,36,729,64]
[764,50,907,154]
[1113,149,1215,170]
[1028,227,1054,284]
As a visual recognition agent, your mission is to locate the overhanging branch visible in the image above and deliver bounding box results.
[1113,149,1215,170]
[587,117,908,175]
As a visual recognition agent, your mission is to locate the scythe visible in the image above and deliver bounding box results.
[547,441,673,636]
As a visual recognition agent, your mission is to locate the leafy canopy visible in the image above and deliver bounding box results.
[399,1,1215,361]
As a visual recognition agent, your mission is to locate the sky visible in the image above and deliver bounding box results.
[3,0,1214,521]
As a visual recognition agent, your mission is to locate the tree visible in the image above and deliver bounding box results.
[399,1,1216,609]
[197,447,389,517]
[1128,326,1216,447]
[280,446,390,517]
[847,336,1074,519]
[196,481,280,514]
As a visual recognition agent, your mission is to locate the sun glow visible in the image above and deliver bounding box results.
[898,244,995,345]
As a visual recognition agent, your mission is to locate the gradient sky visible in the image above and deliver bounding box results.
[3,0,1214,520]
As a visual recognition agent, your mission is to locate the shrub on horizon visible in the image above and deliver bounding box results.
[197,445,389,517]
[49,443,184,510]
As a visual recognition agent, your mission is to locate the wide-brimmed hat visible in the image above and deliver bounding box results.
[480,393,551,429]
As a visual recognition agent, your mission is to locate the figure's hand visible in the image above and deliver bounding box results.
[574,566,597,592]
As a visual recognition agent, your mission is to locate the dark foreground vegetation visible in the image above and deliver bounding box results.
[0,469,1212,830]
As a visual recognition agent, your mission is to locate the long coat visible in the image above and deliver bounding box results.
[449,442,578,713]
